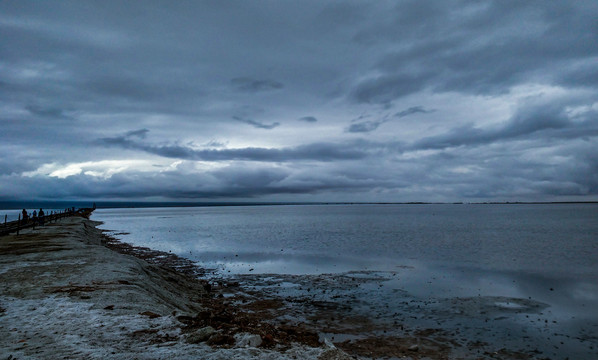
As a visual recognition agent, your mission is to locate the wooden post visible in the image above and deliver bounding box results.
[17,214,20,235]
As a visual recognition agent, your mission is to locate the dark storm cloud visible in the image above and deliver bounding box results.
[413,99,598,150]
[0,163,387,200]
[1,0,597,202]
[350,0,598,104]
[231,77,284,92]
[5,137,597,201]
[232,116,280,130]
[298,116,318,123]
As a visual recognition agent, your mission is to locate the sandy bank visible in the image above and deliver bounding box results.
[0,217,350,359]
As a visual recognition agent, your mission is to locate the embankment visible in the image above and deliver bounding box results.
[0,217,349,359]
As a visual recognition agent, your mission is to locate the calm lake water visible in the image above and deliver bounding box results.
[92,204,597,276]
[92,204,598,358]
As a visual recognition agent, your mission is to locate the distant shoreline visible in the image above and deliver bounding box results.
[1,200,596,210]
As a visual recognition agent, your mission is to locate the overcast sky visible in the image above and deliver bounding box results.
[1,0,597,202]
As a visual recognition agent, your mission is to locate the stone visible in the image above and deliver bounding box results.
[186,326,216,344]
[235,333,262,347]
[408,344,419,351]
[206,333,235,346]
[261,333,275,346]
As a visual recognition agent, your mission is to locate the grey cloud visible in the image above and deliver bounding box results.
[351,73,431,104]
[204,140,227,148]
[413,100,598,150]
[231,77,284,92]
[84,77,164,103]
[559,62,598,88]
[0,158,39,176]
[346,120,386,133]
[388,141,598,200]
[345,105,433,133]
[125,129,149,139]
[4,138,597,201]
[25,105,72,120]
[346,114,391,133]
[232,116,280,130]
[395,106,435,118]
[350,1,598,103]
[345,106,437,134]
[1,1,597,202]
[96,132,377,162]
[0,164,386,201]
[298,116,318,123]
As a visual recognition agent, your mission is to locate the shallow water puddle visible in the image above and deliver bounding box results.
[205,267,598,359]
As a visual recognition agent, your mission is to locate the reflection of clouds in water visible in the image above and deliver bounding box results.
[572,282,598,301]
[219,268,598,359]
[439,296,548,317]
[189,250,377,275]
[194,246,598,322]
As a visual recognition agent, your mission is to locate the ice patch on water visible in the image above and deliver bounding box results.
[494,301,527,310]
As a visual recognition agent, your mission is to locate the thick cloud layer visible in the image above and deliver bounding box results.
[1,0,597,202]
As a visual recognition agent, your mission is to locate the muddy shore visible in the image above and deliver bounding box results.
[0,217,351,359]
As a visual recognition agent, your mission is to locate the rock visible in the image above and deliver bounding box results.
[202,282,212,293]
[104,305,114,310]
[261,333,275,347]
[408,344,419,352]
[186,326,216,344]
[235,333,263,347]
[206,333,235,346]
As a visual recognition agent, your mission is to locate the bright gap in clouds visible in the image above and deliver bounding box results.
[22,159,229,179]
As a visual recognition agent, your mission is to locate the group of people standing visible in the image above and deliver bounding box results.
[21,208,46,226]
